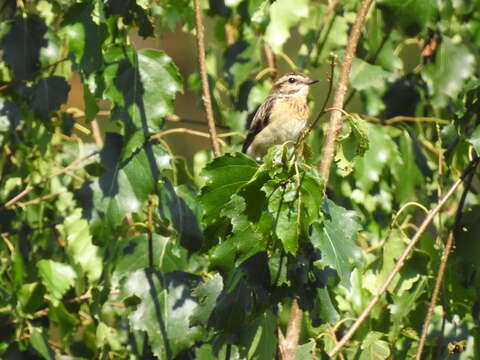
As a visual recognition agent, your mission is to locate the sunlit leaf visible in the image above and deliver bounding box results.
[199,153,259,223]
[56,208,102,282]
[190,273,223,327]
[104,47,183,157]
[37,260,76,304]
[124,269,203,359]
[77,133,172,237]
[265,0,309,52]
[312,200,362,287]
[359,331,391,360]
[112,234,189,286]
[61,1,105,75]
[468,125,480,155]
[422,37,476,107]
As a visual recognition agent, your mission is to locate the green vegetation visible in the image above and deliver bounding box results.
[1,0,480,358]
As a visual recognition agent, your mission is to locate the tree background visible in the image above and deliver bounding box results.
[1,0,480,359]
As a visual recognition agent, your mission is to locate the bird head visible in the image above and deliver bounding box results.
[271,72,319,97]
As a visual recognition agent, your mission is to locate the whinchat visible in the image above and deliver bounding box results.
[242,72,319,161]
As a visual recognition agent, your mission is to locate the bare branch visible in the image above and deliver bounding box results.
[90,118,103,147]
[3,152,97,209]
[416,162,478,359]
[328,157,480,357]
[263,43,277,79]
[193,0,221,157]
[279,300,303,360]
[319,0,375,182]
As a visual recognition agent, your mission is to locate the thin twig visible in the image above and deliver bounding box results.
[310,0,339,67]
[319,0,375,181]
[16,191,66,208]
[147,198,154,269]
[286,301,303,356]
[289,56,336,162]
[3,152,97,209]
[263,43,277,79]
[415,163,478,359]
[90,118,103,147]
[328,157,480,357]
[149,128,233,146]
[193,0,221,157]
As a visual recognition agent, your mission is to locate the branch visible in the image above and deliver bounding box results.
[415,161,478,359]
[319,0,375,182]
[278,301,303,360]
[150,127,240,147]
[328,157,480,357]
[193,0,221,157]
[3,152,97,209]
[263,43,277,79]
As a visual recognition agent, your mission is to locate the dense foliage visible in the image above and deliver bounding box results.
[1,0,480,359]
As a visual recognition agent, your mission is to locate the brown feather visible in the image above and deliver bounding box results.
[242,96,275,153]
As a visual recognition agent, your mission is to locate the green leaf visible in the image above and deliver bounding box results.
[48,303,78,339]
[17,282,45,315]
[199,153,259,223]
[0,15,47,80]
[112,234,189,286]
[298,170,325,227]
[239,310,277,360]
[30,327,55,360]
[378,0,437,36]
[77,133,172,236]
[224,38,262,95]
[105,0,154,38]
[103,47,183,157]
[468,125,480,155]
[158,180,203,252]
[83,83,99,122]
[389,278,426,338]
[295,340,316,359]
[60,1,105,75]
[422,37,476,107]
[262,180,299,254]
[56,208,102,282]
[390,135,424,203]
[349,57,395,91]
[37,260,76,304]
[359,331,391,360]
[315,287,340,324]
[265,0,309,52]
[124,269,203,359]
[190,273,223,327]
[210,196,265,271]
[354,124,402,193]
[335,114,369,176]
[27,76,70,119]
[312,200,362,287]
[209,253,271,333]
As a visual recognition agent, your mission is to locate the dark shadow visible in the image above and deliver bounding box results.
[0,15,47,81]
[0,100,21,131]
[158,178,203,252]
[144,268,172,359]
[223,41,249,87]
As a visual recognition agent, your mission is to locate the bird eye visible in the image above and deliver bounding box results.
[288,77,296,83]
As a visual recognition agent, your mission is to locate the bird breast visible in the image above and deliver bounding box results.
[246,97,309,159]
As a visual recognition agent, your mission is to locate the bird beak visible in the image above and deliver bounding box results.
[307,78,319,85]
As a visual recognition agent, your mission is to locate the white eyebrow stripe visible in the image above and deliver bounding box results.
[275,86,307,97]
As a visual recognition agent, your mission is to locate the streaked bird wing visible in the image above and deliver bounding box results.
[242,96,274,153]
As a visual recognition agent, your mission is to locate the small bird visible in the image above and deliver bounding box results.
[242,72,319,161]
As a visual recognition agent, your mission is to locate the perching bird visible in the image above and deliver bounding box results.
[242,72,319,161]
